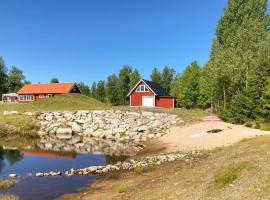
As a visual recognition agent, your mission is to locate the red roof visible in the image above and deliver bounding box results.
[17,83,76,94]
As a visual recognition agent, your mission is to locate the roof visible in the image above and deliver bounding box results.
[128,79,171,97]
[17,83,77,94]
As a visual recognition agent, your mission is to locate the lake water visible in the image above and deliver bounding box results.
[0,138,135,200]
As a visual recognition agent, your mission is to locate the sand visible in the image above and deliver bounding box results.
[160,121,270,152]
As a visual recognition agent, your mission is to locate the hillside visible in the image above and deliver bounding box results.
[0,94,108,113]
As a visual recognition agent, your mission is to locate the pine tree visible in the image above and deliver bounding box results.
[106,74,120,105]
[90,81,97,98]
[129,69,141,90]
[77,82,91,96]
[96,80,106,102]
[118,65,132,105]
[0,56,7,97]
[150,68,162,84]
[171,62,200,108]
[50,78,59,83]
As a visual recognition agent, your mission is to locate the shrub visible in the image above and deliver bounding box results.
[117,183,127,193]
[134,165,146,174]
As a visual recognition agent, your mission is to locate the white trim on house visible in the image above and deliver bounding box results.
[127,79,157,96]
[19,94,34,101]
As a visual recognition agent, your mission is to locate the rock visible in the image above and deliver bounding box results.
[4,111,19,115]
[38,131,47,136]
[72,123,82,133]
[36,172,44,177]
[50,171,62,176]
[67,136,82,144]
[45,115,54,121]
[44,143,53,149]
[9,173,17,178]
[56,128,73,139]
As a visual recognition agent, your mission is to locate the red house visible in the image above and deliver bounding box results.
[127,79,176,108]
[17,82,80,103]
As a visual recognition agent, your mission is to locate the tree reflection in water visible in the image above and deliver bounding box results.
[0,146,24,174]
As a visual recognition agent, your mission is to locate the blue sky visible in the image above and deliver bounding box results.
[0,0,229,84]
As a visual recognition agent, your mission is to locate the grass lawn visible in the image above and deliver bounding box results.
[0,94,108,113]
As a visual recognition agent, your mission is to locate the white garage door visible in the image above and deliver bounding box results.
[142,96,154,107]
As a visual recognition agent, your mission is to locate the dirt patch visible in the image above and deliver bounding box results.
[136,140,168,157]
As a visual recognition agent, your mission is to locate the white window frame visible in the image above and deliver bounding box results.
[136,85,149,92]
[19,95,34,101]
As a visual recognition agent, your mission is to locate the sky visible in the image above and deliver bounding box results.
[0,0,229,84]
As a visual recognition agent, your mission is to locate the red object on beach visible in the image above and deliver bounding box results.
[203,115,220,122]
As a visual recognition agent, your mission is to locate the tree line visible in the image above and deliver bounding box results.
[77,65,176,106]
[1,0,269,125]
[171,0,270,125]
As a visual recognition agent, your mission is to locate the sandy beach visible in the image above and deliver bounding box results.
[160,121,270,152]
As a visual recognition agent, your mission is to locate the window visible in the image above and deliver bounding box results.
[46,94,53,98]
[19,95,34,101]
[136,85,149,92]
[39,94,45,98]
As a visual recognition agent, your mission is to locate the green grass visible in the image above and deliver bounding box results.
[0,179,16,190]
[117,183,127,193]
[0,194,19,200]
[115,106,206,124]
[0,94,108,113]
[215,161,252,187]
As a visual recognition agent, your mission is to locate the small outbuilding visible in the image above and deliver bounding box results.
[127,79,176,108]
[1,93,18,103]
[17,82,80,103]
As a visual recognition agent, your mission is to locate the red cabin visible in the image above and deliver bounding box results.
[127,79,176,108]
[17,82,80,103]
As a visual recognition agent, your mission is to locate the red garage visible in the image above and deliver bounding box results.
[127,79,176,108]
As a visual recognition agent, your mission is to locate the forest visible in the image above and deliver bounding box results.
[0,0,269,125]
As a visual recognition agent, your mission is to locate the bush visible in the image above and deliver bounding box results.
[117,183,127,193]
[134,165,146,174]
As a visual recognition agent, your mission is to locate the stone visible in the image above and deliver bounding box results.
[3,111,19,115]
[67,136,82,144]
[56,128,73,139]
[45,143,53,149]
[38,131,47,136]
[36,172,44,177]
[45,115,54,121]
[9,173,17,178]
[72,123,82,133]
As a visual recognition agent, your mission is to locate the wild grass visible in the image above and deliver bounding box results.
[0,179,16,190]
[117,183,127,193]
[214,161,252,187]
[134,164,154,175]
[0,194,19,200]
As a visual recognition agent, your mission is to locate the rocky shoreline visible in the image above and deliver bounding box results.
[32,151,200,178]
[36,110,183,142]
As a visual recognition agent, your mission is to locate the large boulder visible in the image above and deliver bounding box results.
[56,128,73,139]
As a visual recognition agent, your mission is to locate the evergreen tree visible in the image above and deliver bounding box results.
[50,78,59,83]
[118,65,132,105]
[6,66,25,93]
[96,80,106,102]
[90,81,97,98]
[161,66,175,93]
[129,69,141,90]
[0,56,7,97]
[77,82,91,96]
[171,62,200,108]
[150,67,162,84]
[106,74,120,105]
